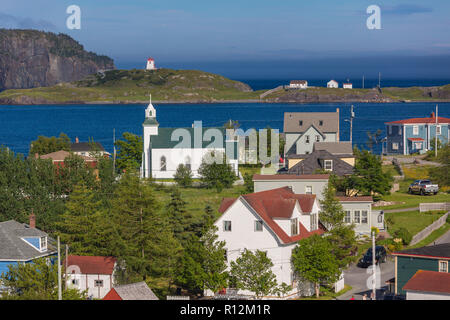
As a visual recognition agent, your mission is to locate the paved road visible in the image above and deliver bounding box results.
[337,258,395,301]
[383,207,419,214]
[430,229,450,245]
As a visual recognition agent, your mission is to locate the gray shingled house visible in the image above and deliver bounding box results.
[0,217,57,277]
[285,150,354,176]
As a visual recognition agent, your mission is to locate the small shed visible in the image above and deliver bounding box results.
[103,281,159,300]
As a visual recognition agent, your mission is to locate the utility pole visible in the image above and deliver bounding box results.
[362,75,365,89]
[378,72,381,88]
[372,231,376,301]
[113,128,116,173]
[58,236,62,300]
[345,105,355,144]
[435,105,439,158]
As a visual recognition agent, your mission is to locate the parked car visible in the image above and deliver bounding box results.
[408,180,439,195]
[357,246,387,268]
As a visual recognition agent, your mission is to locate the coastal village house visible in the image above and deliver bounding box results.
[140,98,239,179]
[391,244,450,297]
[327,80,339,88]
[403,270,450,300]
[0,214,56,279]
[70,138,110,158]
[343,83,353,89]
[284,110,340,157]
[289,80,308,89]
[38,150,98,169]
[338,196,384,236]
[383,112,450,155]
[65,255,117,299]
[213,187,324,298]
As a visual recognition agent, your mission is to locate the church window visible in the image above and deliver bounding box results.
[160,156,167,171]
[185,156,191,170]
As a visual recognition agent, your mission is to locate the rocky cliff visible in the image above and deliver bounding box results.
[0,29,115,90]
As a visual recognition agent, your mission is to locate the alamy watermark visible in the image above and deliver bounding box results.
[66,5,81,30]
[367,5,381,30]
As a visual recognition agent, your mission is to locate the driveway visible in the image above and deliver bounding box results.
[336,258,395,300]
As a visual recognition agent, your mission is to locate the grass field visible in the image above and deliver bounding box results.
[384,210,445,236]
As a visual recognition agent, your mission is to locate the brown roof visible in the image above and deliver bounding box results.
[313,142,353,155]
[65,255,117,275]
[219,187,324,244]
[336,196,373,202]
[403,270,450,295]
[253,174,330,181]
[284,111,339,133]
[39,150,96,162]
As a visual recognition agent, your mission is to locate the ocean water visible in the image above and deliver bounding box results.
[0,102,449,156]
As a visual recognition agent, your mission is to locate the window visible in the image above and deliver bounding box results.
[311,214,318,230]
[354,211,360,224]
[319,120,323,126]
[94,280,104,287]
[291,218,298,236]
[439,261,448,273]
[414,142,422,150]
[299,120,303,126]
[344,211,351,223]
[185,156,191,170]
[378,214,383,224]
[315,135,320,142]
[305,186,313,194]
[361,211,368,224]
[392,142,399,150]
[436,125,441,135]
[223,221,232,232]
[324,160,333,171]
[40,237,47,251]
[305,135,310,144]
[160,156,167,171]
[72,279,79,285]
[413,125,419,135]
[254,220,263,232]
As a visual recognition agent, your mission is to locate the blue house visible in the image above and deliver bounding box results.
[0,216,57,279]
[383,112,450,155]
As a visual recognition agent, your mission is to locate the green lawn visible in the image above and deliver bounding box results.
[378,192,450,210]
[385,210,445,236]
[296,285,353,300]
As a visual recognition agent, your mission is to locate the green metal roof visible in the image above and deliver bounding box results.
[143,118,159,126]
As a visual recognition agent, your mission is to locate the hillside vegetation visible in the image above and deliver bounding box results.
[0,68,260,104]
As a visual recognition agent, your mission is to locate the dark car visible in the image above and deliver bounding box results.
[357,246,387,268]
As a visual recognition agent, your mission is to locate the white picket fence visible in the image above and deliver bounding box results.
[419,202,450,213]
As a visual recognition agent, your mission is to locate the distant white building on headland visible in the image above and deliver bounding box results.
[327,80,339,88]
[146,58,156,70]
[289,80,308,89]
[343,82,353,89]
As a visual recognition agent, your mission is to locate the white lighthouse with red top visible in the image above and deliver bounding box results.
[146,58,156,70]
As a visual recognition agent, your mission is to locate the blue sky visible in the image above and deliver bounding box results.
[1,0,450,78]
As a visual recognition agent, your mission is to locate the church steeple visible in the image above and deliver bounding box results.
[145,94,156,119]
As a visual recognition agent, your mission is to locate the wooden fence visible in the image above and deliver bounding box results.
[410,211,449,246]
[419,203,450,213]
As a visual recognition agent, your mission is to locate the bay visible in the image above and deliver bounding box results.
[0,102,449,156]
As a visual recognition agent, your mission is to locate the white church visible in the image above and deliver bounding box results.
[140,97,239,179]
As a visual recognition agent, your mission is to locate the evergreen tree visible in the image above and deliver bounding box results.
[174,164,193,188]
[166,188,193,244]
[114,132,143,172]
[319,184,346,229]
[198,151,237,191]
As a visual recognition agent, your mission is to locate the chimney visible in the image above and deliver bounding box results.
[29,210,36,228]
[431,112,435,118]
[336,108,339,113]
[75,137,79,143]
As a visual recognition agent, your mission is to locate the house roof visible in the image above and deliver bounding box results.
[284,111,339,134]
[65,255,117,275]
[218,187,324,244]
[70,142,105,152]
[336,196,373,202]
[393,243,450,260]
[287,150,354,176]
[103,282,159,300]
[313,142,353,155]
[386,113,450,125]
[253,174,330,181]
[290,80,307,84]
[403,270,450,295]
[0,220,56,261]
[39,150,97,162]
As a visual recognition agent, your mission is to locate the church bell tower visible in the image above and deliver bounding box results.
[141,94,159,178]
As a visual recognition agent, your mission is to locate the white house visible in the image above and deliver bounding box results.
[146,57,156,70]
[65,255,117,299]
[140,97,239,179]
[213,187,324,298]
[343,83,353,89]
[327,80,338,88]
[289,80,308,89]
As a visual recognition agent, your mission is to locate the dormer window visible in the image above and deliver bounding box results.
[299,120,303,126]
[40,237,47,251]
[291,218,298,236]
[324,160,333,171]
[319,120,323,126]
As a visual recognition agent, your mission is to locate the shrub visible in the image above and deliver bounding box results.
[174,164,193,188]
[393,228,412,245]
